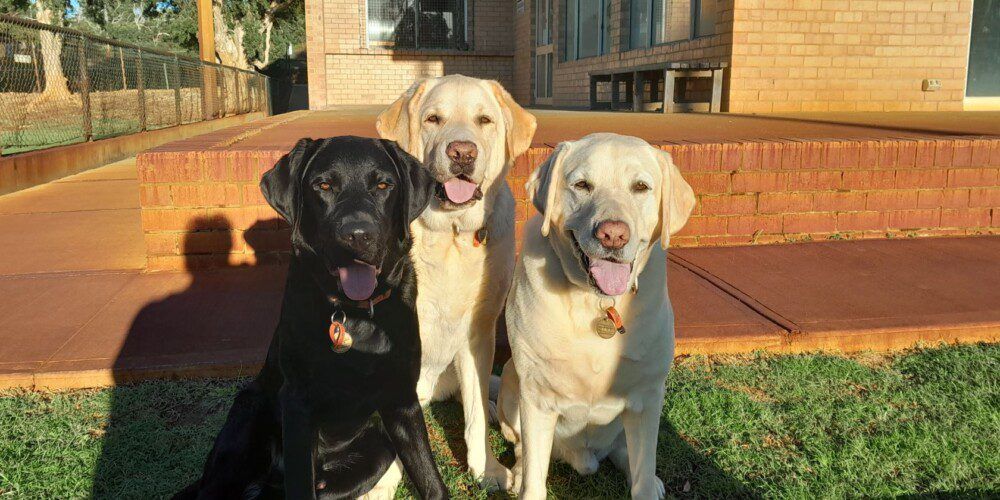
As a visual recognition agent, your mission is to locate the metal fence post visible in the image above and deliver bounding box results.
[216,67,224,117]
[173,55,182,125]
[77,36,92,141]
[200,65,210,121]
[247,74,254,113]
[136,49,147,131]
[234,70,243,114]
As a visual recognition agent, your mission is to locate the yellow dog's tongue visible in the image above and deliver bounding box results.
[338,262,377,301]
[589,259,631,296]
[443,178,478,204]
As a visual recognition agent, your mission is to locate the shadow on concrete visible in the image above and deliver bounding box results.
[722,112,998,138]
[91,217,286,497]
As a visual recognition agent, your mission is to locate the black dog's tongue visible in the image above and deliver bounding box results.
[338,262,377,301]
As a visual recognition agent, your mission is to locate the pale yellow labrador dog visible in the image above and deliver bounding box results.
[370,75,536,495]
[497,133,695,499]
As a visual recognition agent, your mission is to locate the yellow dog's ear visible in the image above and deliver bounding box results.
[486,80,537,161]
[527,141,572,237]
[376,79,429,159]
[655,148,695,249]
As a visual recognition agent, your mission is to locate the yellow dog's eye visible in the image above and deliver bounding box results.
[318,182,331,191]
[632,181,651,193]
[478,115,493,125]
[573,180,593,192]
[425,114,440,124]
[376,182,390,190]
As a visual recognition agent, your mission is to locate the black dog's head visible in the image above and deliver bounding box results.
[261,136,434,301]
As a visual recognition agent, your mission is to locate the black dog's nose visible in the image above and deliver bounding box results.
[447,141,477,174]
[337,221,376,252]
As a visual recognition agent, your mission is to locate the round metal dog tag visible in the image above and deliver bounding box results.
[329,313,353,353]
[595,317,618,339]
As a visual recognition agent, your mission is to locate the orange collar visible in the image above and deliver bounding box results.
[330,289,392,316]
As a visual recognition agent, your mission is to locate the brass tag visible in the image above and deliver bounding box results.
[329,320,353,353]
[595,317,618,339]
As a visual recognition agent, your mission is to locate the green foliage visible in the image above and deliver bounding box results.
[1,343,997,498]
[222,0,306,66]
[1,0,301,65]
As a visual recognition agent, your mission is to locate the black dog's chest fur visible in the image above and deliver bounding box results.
[278,284,420,418]
[272,262,421,417]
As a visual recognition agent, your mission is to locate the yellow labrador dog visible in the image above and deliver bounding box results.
[497,133,695,499]
[372,75,536,494]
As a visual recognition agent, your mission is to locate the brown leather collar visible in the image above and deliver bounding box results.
[330,289,392,316]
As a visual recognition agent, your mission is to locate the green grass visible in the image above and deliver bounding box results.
[1,343,997,499]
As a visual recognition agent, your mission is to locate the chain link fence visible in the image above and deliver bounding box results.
[1,14,269,156]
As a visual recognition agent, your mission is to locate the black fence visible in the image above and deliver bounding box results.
[1,14,269,155]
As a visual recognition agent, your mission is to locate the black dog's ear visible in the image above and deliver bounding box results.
[380,139,434,240]
[260,138,323,224]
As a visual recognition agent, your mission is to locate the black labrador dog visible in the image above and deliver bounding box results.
[175,136,448,499]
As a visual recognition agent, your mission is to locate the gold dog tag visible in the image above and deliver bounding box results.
[595,317,617,339]
[595,306,626,339]
[329,312,353,353]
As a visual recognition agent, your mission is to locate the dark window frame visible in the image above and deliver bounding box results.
[627,0,719,51]
[366,0,473,51]
[563,0,612,61]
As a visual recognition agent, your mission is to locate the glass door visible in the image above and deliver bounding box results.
[966,0,1000,109]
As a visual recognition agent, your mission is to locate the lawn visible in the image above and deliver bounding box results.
[1,343,997,499]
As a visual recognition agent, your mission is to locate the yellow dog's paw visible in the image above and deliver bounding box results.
[474,459,513,492]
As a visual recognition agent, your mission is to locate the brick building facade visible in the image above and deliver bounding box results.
[306,0,997,111]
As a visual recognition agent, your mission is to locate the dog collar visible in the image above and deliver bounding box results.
[450,224,490,247]
[330,289,392,317]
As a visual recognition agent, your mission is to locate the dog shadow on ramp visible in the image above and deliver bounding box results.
[90,217,286,498]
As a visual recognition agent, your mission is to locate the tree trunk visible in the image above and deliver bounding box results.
[35,2,72,98]
[212,1,249,69]
[262,13,273,66]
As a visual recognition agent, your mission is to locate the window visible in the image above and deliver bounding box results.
[367,0,470,50]
[537,0,551,46]
[535,52,553,99]
[694,0,718,38]
[564,0,612,60]
[628,0,717,49]
[967,0,999,97]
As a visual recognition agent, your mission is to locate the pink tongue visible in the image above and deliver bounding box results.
[589,259,632,296]
[338,262,377,301]
[443,178,478,204]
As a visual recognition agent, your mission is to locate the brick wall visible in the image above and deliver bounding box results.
[727,0,973,113]
[510,138,1000,249]
[139,136,1000,271]
[306,0,514,108]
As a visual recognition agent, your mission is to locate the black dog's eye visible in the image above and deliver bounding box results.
[573,180,593,192]
[376,181,391,190]
[632,181,651,193]
[478,115,493,126]
[317,182,331,191]
[425,114,440,124]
